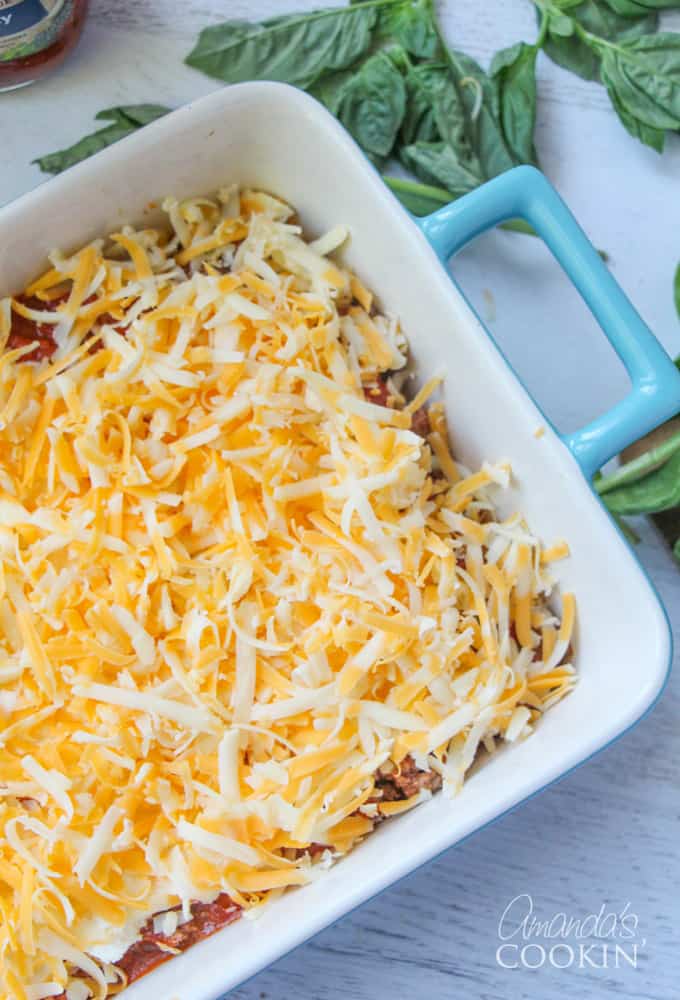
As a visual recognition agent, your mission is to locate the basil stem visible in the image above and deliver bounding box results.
[383,175,537,235]
[595,428,680,495]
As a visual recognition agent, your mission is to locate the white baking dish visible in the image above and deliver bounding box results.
[1,83,679,999]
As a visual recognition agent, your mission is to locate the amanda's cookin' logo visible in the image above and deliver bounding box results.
[496,894,646,970]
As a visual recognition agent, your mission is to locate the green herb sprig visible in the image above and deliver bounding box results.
[33,105,171,174]
[35,1,680,206]
[184,0,541,213]
[535,0,680,152]
[36,0,542,225]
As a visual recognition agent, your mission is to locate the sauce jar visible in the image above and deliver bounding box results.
[0,0,89,91]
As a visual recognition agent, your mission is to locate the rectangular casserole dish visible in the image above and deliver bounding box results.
[1,82,679,999]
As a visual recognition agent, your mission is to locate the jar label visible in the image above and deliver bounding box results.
[0,0,73,61]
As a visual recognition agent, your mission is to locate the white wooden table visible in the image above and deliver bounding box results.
[2,2,680,998]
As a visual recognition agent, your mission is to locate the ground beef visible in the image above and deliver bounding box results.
[363,378,392,407]
[362,380,430,440]
[293,841,328,859]
[410,405,430,438]
[374,755,442,801]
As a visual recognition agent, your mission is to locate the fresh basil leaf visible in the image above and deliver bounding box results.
[388,38,517,186]
[34,123,138,174]
[586,4,658,43]
[308,68,355,116]
[400,68,440,144]
[603,447,680,514]
[598,0,643,12]
[602,0,680,13]
[490,42,539,166]
[337,50,407,161]
[600,34,680,130]
[399,141,482,198]
[185,6,378,87]
[578,1,657,41]
[546,11,576,37]
[383,42,412,73]
[604,77,666,149]
[404,62,483,176]
[377,0,439,58]
[445,49,517,178]
[33,105,171,175]
[89,107,132,126]
[542,22,601,80]
[540,2,658,82]
[104,105,172,127]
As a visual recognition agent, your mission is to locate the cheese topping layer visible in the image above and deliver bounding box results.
[0,188,575,998]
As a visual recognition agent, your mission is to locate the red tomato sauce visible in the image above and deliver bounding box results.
[7,290,123,362]
[116,894,242,985]
[7,293,66,360]
[51,895,242,996]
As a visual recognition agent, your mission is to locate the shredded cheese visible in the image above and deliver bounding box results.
[0,188,575,998]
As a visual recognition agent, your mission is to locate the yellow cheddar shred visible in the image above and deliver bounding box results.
[0,188,575,998]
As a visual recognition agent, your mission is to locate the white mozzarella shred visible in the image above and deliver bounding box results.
[218,729,242,801]
[74,805,123,886]
[0,188,575,996]
[72,683,215,732]
[110,605,156,666]
[26,987,64,1000]
[308,225,349,256]
[176,819,261,866]
[38,930,107,993]
[505,705,532,742]
[21,755,73,821]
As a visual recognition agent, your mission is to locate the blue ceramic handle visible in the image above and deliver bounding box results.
[417,165,680,480]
